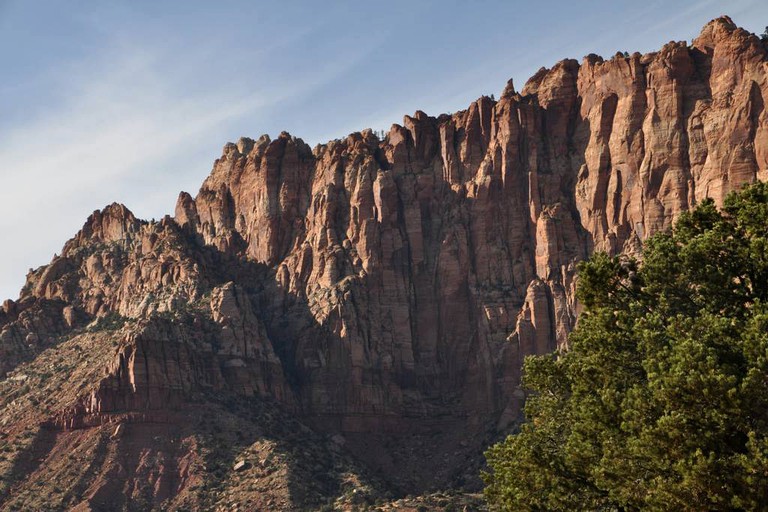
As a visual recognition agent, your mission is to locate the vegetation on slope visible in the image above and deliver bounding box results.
[484,182,768,510]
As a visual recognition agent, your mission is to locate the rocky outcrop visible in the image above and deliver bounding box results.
[1,15,767,506]
[76,283,293,421]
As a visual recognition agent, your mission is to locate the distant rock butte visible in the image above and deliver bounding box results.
[1,15,767,509]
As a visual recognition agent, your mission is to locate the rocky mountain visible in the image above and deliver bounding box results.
[0,15,766,511]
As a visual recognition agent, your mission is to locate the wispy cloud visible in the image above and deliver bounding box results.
[0,28,376,301]
[0,46,248,298]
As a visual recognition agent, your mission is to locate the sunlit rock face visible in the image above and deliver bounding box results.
[172,16,767,430]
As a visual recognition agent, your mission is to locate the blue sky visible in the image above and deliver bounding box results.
[1,0,767,301]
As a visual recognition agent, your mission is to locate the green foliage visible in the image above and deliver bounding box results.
[484,182,768,511]
[88,311,128,332]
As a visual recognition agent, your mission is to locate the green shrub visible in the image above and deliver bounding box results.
[484,182,768,510]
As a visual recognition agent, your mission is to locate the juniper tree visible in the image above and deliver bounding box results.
[484,182,768,511]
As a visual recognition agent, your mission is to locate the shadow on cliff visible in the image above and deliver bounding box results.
[173,190,503,496]
[191,392,390,509]
[187,163,597,496]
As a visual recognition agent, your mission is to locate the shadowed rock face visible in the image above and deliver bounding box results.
[1,15,767,508]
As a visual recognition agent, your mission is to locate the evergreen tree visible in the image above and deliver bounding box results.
[484,182,768,511]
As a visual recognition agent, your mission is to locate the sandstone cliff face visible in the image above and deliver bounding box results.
[168,16,767,430]
[1,15,767,508]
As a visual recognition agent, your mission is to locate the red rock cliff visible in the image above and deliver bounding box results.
[1,15,767,499]
[169,16,768,428]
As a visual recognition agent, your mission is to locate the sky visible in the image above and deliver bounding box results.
[1,0,768,302]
